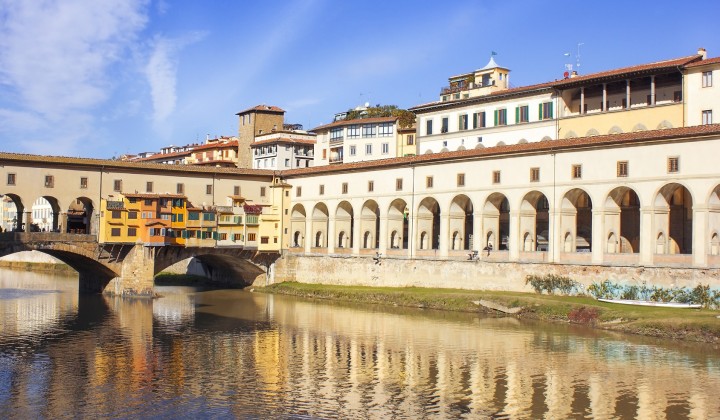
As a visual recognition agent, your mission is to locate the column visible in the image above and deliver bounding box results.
[639,207,654,265]
[549,208,561,263]
[472,212,482,253]
[352,214,361,255]
[60,212,68,233]
[650,75,656,106]
[692,206,708,267]
[439,213,449,258]
[602,83,607,111]
[591,209,605,264]
[626,79,631,109]
[23,211,32,232]
[327,215,335,254]
[378,216,388,255]
[580,87,585,114]
[508,211,520,261]
[304,217,312,253]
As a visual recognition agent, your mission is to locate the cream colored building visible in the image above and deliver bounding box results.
[312,116,401,165]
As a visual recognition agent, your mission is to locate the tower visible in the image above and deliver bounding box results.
[235,105,285,168]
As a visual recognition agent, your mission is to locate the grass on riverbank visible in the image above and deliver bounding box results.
[258,282,720,343]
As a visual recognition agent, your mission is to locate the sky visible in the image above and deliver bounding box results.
[1,0,719,158]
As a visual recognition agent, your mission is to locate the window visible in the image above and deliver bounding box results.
[285,158,290,167]
[322,149,327,159]
[145,181,152,193]
[347,125,360,138]
[426,119,433,135]
[45,175,54,188]
[248,233,256,241]
[80,177,88,189]
[368,180,374,192]
[674,91,682,102]
[495,109,507,126]
[473,111,486,129]
[128,227,137,237]
[128,211,137,219]
[234,186,240,196]
[260,187,266,197]
[296,186,302,197]
[7,173,16,185]
[702,71,713,88]
[342,182,348,194]
[530,167,540,182]
[406,135,414,145]
[202,212,215,221]
[330,127,343,141]
[702,110,713,125]
[617,161,628,177]
[206,184,213,195]
[378,122,393,137]
[396,178,403,191]
[668,157,679,173]
[381,143,389,154]
[111,228,121,237]
[441,117,449,133]
[177,183,184,194]
[457,173,465,187]
[349,145,356,156]
[111,210,121,219]
[160,214,171,220]
[188,212,200,221]
[365,144,372,155]
[144,199,152,206]
[319,184,325,195]
[540,102,554,120]
[426,176,433,188]
[362,124,376,137]
[492,171,501,184]
[459,114,468,130]
[261,236,269,244]
[572,164,582,179]
[517,105,529,123]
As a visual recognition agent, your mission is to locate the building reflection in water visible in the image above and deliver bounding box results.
[1,274,719,418]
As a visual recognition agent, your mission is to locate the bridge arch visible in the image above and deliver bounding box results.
[387,198,408,250]
[0,193,25,232]
[154,247,272,287]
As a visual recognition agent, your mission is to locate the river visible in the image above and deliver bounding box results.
[0,268,719,419]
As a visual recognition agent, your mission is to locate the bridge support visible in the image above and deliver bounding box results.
[104,244,155,297]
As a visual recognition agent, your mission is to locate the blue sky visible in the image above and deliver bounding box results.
[1,0,719,158]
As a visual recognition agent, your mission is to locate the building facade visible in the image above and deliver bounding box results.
[312,116,401,166]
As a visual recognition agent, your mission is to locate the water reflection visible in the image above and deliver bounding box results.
[0,268,719,418]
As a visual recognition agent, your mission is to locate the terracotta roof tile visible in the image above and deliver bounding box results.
[136,149,193,162]
[121,193,187,199]
[250,137,316,147]
[684,56,720,68]
[282,124,720,177]
[190,140,238,151]
[235,104,285,115]
[310,116,398,132]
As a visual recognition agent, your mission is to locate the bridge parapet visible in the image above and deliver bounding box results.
[0,232,96,243]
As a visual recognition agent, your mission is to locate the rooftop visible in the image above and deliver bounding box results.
[235,104,285,115]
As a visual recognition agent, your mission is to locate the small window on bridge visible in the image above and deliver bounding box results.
[7,173,16,185]
[80,177,88,189]
[261,236,269,244]
[176,183,184,194]
[44,175,54,188]
[260,187,266,197]
[113,180,122,192]
[146,182,153,193]
[111,228,121,236]
[128,228,137,236]
[111,210,121,219]
[206,184,213,195]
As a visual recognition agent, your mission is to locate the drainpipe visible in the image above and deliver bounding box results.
[98,165,104,241]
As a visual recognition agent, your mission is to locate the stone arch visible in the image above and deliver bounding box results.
[312,203,329,248]
[290,204,306,247]
[657,120,673,129]
[483,193,509,250]
[0,193,25,232]
[520,191,549,252]
[711,232,720,256]
[417,197,440,250]
[608,126,623,135]
[653,183,693,254]
[564,130,578,139]
[604,187,641,253]
[387,199,409,250]
[360,200,379,250]
[560,188,593,252]
[449,194,474,251]
[585,128,599,137]
[335,200,354,249]
[67,196,95,234]
[632,123,647,132]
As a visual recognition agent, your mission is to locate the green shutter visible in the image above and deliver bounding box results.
[213,232,218,240]
[549,102,554,119]
[494,110,498,126]
[539,103,543,119]
[472,113,477,129]
[515,107,519,123]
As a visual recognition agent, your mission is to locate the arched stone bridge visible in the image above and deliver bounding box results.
[0,232,277,296]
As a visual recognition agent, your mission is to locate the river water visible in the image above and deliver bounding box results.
[1,269,719,419]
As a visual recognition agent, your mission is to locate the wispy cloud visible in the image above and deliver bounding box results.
[0,0,149,154]
[144,32,206,127]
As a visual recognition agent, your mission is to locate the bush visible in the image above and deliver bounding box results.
[525,274,582,296]
[586,280,619,300]
[586,281,720,308]
[568,306,599,324]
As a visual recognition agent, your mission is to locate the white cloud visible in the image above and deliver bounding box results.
[0,0,149,154]
[144,32,206,126]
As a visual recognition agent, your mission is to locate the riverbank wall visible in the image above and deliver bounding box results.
[0,251,75,274]
[270,254,720,291]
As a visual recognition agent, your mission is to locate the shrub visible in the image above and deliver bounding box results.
[525,274,581,296]
[587,281,720,308]
[568,306,599,324]
[586,280,619,300]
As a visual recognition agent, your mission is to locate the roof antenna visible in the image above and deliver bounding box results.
[576,42,584,70]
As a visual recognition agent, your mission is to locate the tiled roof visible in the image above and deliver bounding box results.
[190,140,238,151]
[235,104,285,115]
[684,56,720,68]
[136,150,192,162]
[121,193,187,199]
[310,116,398,132]
[283,124,720,177]
[410,80,556,111]
[190,159,237,166]
[250,137,316,147]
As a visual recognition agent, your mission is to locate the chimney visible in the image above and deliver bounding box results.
[698,48,707,60]
[570,70,578,78]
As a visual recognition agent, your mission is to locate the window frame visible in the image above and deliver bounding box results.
[572,164,583,179]
[492,170,501,184]
[457,173,465,187]
[668,156,679,173]
[702,71,713,88]
[530,167,540,182]
[617,161,629,177]
[7,173,16,186]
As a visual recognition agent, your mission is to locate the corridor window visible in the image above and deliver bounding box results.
[396,178,403,191]
[296,186,302,197]
[540,102,554,120]
[113,180,121,192]
[617,161,629,177]
[530,167,540,182]
[177,183,184,194]
[473,111,486,128]
[495,109,507,126]
[426,176,433,188]
[441,117,449,133]
[45,175,54,188]
[206,184,213,195]
[702,71,713,87]
[7,173,16,185]
[457,173,465,187]
[702,110,713,125]
[319,184,325,195]
[80,177,88,189]
[572,164,582,179]
[260,187,266,197]
[458,114,468,131]
[342,182,348,194]
[668,157,679,173]
[492,171,501,184]
[368,181,374,192]
[146,182,153,193]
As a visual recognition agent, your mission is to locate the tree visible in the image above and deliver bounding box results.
[344,104,415,128]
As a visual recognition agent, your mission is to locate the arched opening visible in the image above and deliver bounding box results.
[311,203,329,249]
[420,231,428,250]
[449,194,474,251]
[520,191,549,252]
[417,197,440,250]
[360,200,379,249]
[523,232,533,251]
[290,204,306,248]
[561,189,592,252]
[1,194,24,232]
[483,193,509,250]
[387,199,409,250]
[708,186,720,257]
[67,197,94,234]
[607,232,618,253]
[654,183,693,254]
[711,232,720,256]
[33,196,61,233]
[605,187,640,253]
[335,201,354,249]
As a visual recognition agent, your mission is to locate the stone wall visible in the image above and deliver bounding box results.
[272,254,720,291]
